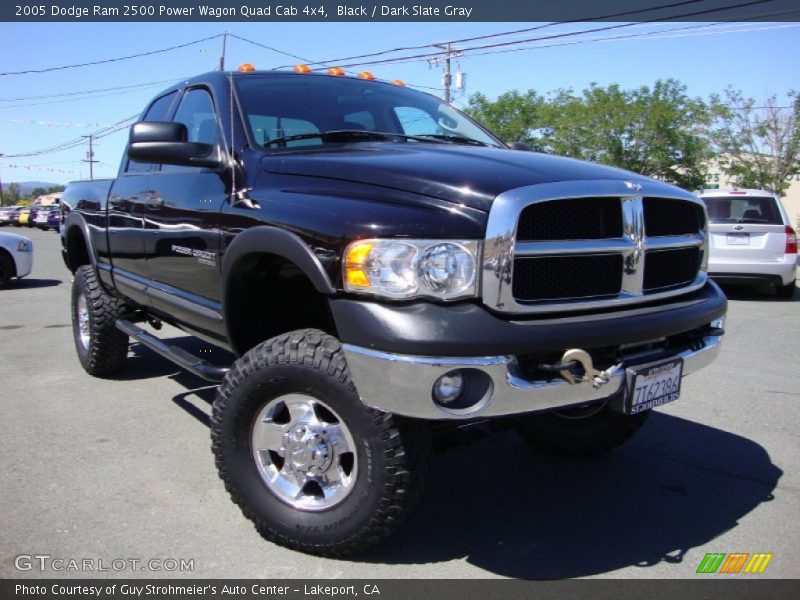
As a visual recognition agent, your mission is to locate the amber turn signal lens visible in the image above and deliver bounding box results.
[294,64,311,74]
[327,67,346,76]
[237,63,256,72]
[344,241,374,288]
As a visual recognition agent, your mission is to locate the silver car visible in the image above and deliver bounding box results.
[699,188,797,297]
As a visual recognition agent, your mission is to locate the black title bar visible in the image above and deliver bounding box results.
[3,0,800,22]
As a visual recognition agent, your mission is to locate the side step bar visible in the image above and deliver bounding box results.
[116,319,229,383]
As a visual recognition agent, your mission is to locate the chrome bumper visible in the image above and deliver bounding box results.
[343,335,723,420]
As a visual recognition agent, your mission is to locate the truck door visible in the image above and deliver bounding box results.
[107,90,178,304]
[143,86,226,328]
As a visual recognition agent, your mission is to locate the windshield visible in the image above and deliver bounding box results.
[702,195,783,225]
[235,74,503,149]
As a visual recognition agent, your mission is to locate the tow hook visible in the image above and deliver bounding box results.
[542,349,623,389]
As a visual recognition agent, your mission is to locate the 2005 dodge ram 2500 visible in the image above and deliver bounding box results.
[61,68,726,556]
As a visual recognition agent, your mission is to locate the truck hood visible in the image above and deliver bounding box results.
[262,143,651,212]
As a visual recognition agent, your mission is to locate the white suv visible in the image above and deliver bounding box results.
[698,188,797,298]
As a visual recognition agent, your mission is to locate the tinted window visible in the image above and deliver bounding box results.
[160,88,219,172]
[703,196,783,225]
[126,91,177,173]
[235,74,502,149]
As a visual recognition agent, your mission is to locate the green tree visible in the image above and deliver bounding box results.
[466,90,547,150]
[709,88,800,195]
[466,79,713,189]
[3,182,21,206]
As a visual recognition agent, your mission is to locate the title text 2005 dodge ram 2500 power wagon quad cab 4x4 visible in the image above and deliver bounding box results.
[61,67,726,557]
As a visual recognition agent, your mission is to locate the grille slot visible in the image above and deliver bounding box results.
[644,247,701,292]
[644,197,702,236]
[513,255,623,301]
[517,197,623,241]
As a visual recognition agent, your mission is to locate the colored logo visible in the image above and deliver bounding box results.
[696,552,772,574]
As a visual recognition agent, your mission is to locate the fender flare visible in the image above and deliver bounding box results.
[62,212,98,271]
[221,226,336,342]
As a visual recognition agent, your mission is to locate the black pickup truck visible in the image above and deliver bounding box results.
[61,67,726,556]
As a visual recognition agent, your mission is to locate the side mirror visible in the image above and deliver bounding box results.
[127,121,223,169]
[507,141,532,151]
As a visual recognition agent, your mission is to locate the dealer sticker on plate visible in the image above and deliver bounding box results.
[626,358,683,415]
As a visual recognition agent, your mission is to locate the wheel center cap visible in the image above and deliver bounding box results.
[284,426,333,475]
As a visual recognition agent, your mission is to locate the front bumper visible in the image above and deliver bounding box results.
[344,334,722,420]
[335,281,727,420]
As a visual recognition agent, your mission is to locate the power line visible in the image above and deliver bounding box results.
[0,34,222,76]
[442,21,800,62]
[3,113,139,158]
[318,0,778,71]
[273,0,708,69]
[0,77,188,102]
[0,81,186,110]
[227,33,319,65]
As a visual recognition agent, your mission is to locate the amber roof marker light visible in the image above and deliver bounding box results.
[357,71,376,80]
[391,79,406,87]
[327,67,346,76]
[237,63,255,72]
[293,64,312,74]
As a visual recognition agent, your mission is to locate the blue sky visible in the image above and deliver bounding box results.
[0,20,798,185]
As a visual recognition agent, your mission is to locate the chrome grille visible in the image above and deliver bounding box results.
[481,179,708,314]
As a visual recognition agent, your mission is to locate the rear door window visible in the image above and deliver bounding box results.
[702,196,783,225]
[126,91,177,173]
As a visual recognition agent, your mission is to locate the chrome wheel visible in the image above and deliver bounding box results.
[76,294,91,349]
[251,394,358,511]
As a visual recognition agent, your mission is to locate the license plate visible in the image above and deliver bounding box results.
[727,233,750,245]
[625,358,683,415]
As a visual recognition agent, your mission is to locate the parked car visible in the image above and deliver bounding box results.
[6,206,24,226]
[0,206,21,226]
[16,206,31,227]
[45,206,62,232]
[34,205,59,230]
[699,188,797,297]
[0,231,33,286]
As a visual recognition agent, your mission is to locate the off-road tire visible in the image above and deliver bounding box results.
[211,328,430,557]
[776,279,796,299]
[71,264,129,376]
[0,250,15,287]
[515,401,649,457]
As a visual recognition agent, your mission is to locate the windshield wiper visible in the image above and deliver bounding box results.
[412,134,491,147]
[262,129,485,147]
[264,129,454,147]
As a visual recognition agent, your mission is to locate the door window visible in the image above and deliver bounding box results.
[126,91,177,173]
[162,88,219,171]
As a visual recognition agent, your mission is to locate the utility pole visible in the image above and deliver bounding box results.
[218,30,228,71]
[430,43,462,104]
[0,153,4,207]
[82,136,98,181]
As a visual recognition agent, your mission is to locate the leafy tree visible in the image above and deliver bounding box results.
[466,90,547,150]
[466,79,713,189]
[709,88,800,195]
[2,182,21,206]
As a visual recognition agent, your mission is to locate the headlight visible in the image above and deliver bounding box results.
[344,238,480,300]
[17,240,32,252]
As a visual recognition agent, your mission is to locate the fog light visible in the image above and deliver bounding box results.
[433,371,464,405]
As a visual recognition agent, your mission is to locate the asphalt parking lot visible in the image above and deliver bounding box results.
[1,227,798,579]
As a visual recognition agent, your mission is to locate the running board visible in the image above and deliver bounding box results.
[116,319,229,383]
